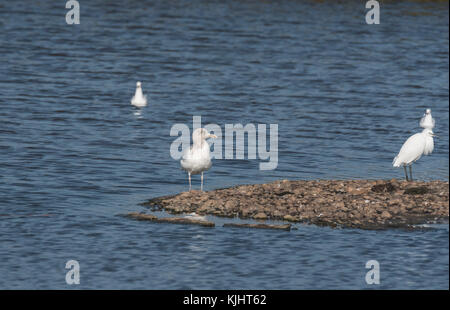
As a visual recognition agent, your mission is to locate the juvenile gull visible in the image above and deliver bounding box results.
[181,128,217,191]
[131,81,147,107]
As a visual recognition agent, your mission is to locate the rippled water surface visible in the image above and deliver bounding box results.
[0,0,448,289]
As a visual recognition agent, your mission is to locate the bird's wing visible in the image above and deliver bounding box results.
[395,133,426,165]
[181,145,194,160]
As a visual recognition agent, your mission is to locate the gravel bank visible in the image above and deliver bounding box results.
[141,179,449,230]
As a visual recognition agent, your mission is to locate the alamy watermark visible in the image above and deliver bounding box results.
[170,116,278,170]
[66,0,80,25]
[65,260,80,285]
[365,260,380,285]
[365,0,380,25]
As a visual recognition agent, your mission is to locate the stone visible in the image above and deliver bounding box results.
[253,212,268,220]
[381,211,392,219]
[283,214,297,222]
[223,223,291,231]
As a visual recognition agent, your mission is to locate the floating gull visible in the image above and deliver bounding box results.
[131,81,147,107]
[183,212,208,221]
[181,128,217,191]
[419,108,435,129]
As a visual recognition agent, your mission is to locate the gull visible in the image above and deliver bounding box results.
[181,128,217,191]
[131,81,147,107]
[419,108,435,129]
[183,212,208,221]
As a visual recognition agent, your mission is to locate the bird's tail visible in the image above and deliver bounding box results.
[392,156,401,167]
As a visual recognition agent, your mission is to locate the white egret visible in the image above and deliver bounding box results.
[181,128,217,191]
[419,108,435,129]
[393,128,436,181]
[131,81,147,107]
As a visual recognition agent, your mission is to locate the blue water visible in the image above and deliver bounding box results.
[0,0,448,289]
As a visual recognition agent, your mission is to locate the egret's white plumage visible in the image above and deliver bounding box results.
[181,128,217,191]
[420,108,435,129]
[131,81,147,107]
[393,128,435,181]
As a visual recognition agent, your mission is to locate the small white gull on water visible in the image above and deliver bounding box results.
[183,212,208,221]
[419,108,435,129]
[181,128,217,191]
[131,81,147,107]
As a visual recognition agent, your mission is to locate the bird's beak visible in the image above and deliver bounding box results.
[209,134,218,139]
[431,133,438,137]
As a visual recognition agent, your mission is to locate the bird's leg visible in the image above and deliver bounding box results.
[409,165,413,182]
[403,165,409,182]
[188,172,191,191]
[201,172,204,191]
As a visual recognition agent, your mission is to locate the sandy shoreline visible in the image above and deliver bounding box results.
[140,179,449,230]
